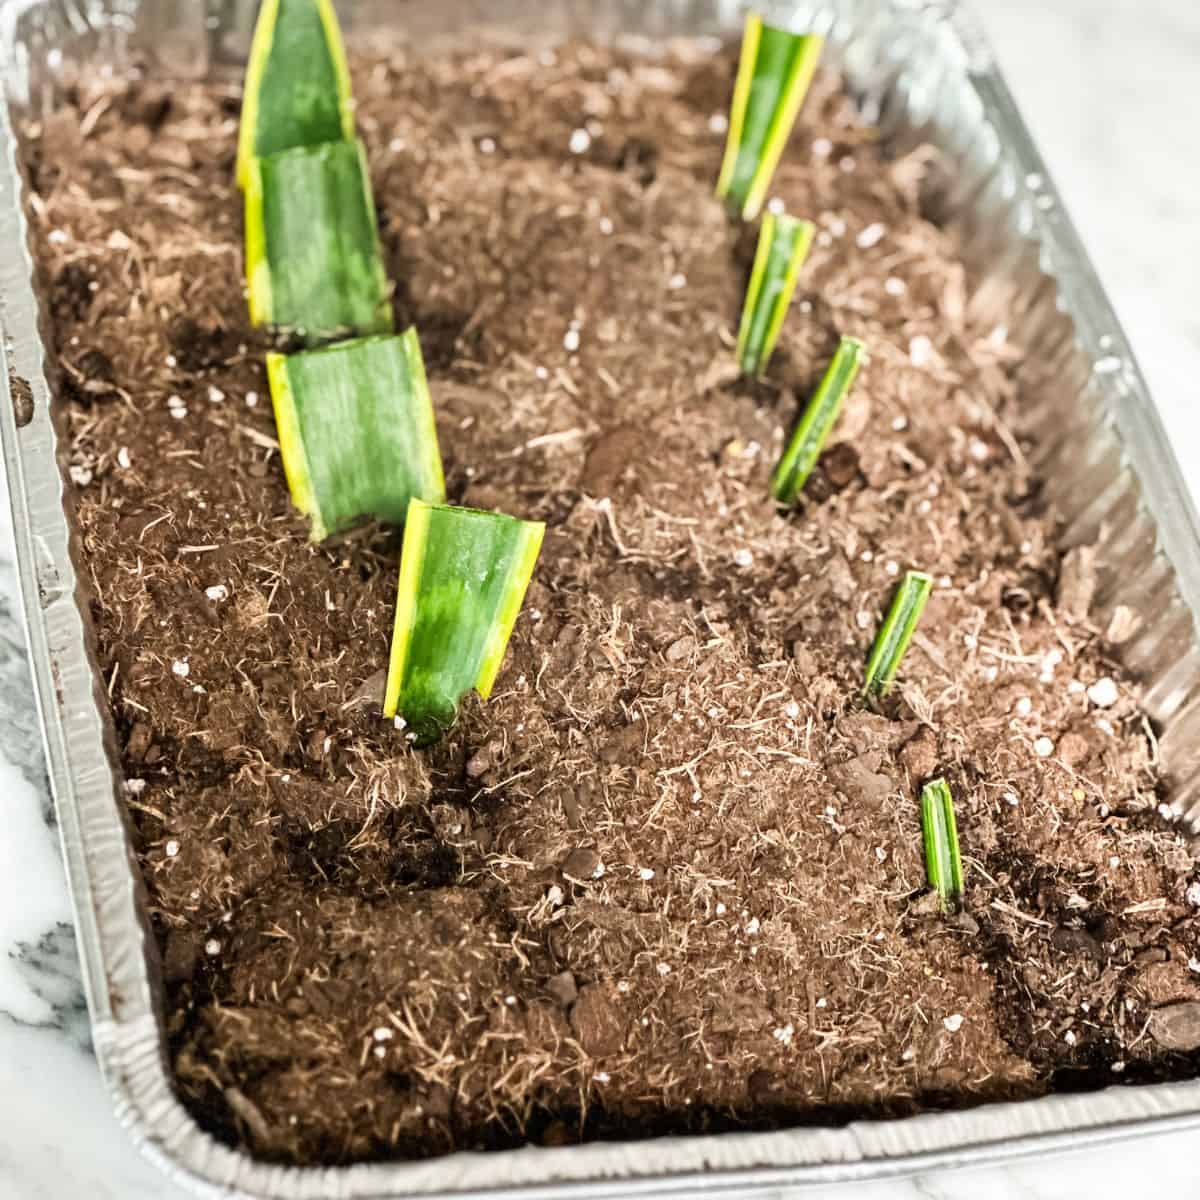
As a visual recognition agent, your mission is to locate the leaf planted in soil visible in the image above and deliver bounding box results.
[771,334,865,503]
[863,569,932,697]
[245,138,393,343]
[384,500,545,745]
[921,778,964,912]
[737,210,815,377]
[716,14,824,220]
[267,330,445,542]
[237,0,355,189]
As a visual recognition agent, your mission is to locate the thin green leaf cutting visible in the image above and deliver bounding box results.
[716,14,824,220]
[863,570,932,697]
[771,335,865,503]
[737,211,815,376]
[384,500,545,745]
[245,138,392,343]
[237,0,355,188]
[267,330,445,542]
[921,778,965,912]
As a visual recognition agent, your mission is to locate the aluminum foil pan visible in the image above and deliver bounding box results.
[4,0,1200,1195]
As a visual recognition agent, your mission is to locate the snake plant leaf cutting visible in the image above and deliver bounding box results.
[384,500,545,745]
[237,0,355,189]
[921,778,965,913]
[863,570,932,697]
[737,210,815,376]
[771,334,865,503]
[245,138,393,342]
[267,330,445,542]
[717,14,824,220]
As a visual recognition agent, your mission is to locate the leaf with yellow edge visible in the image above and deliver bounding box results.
[384,501,545,745]
[237,0,355,188]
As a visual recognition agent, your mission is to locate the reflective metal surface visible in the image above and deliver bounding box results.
[4,1,1200,1195]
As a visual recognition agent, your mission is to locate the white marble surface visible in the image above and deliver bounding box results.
[1,1,1199,1196]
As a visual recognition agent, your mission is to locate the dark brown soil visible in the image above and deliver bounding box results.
[18,37,1200,1167]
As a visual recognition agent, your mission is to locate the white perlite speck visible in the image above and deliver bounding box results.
[1189,957,1200,974]
[943,1014,964,1033]
[245,391,259,408]
[563,328,581,353]
[373,1026,394,1042]
[117,447,132,469]
[171,658,190,678]
[773,1024,795,1045]
[1034,736,1055,758]
[656,962,672,977]
[205,939,221,956]
[205,584,229,602]
[908,335,934,367]
[715,902,727,916]
[812,137,832,158]
[884,276,907,296]
[479,137,496,154]
[165,840,180,858]
[1186,881,1200,908]
[856,222,886,249]
[667,272,687,290]
[207,385,225,403]
[68,465,93,487]
[744,917,761,935]
[594,1071,611,1083]
[733,548,753,568]
[1040,647,1063,682]
[638,867,655,881]
[708,112,729,134]
[546,884,565,908]
[1087,677,1119,708]
[1064,1030,1077,1046]
[568,128,591,154]
[784,699,800,719]
[1015,696,1033,717]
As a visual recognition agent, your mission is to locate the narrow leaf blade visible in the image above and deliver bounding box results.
[716,17,823,221]
[863,570,932,696]
[921,778,964,911]
[237,0,355,188]
[737,212,815,376]
[268,330,445,541]
[384,501,545,744]
[770,335,865,503]
[246,138,393,342]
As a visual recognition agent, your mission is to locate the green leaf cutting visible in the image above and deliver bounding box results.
[863,570,932,697]
[737,210,815,376]
[267,330,445,542]
[921,777,965,912]
[245,138,393,342]
[771,334,865,503]
[384,500,545,745]
[716,13,824,220]
[237,0,355,189]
